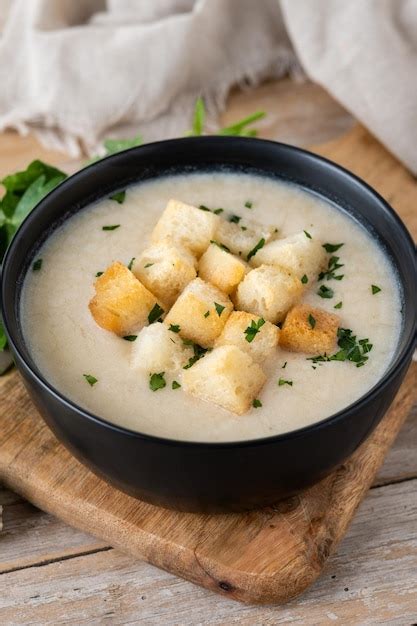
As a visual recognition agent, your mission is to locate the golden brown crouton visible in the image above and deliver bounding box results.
[279,304,340,354]
[215,311,279,363]
[198,243,247,294]
[89,261,165,336]
[164,278,233,348]
[182,345,266,415]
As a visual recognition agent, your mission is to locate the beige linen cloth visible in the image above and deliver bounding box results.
[0,0,416,173]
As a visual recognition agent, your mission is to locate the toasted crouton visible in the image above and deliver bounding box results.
[89,261,165,336]
[182,345,266,415]
[251,232,326,282]
[130,322,193,372]
[151,199,218,256]
[235,265,303,323]
[215,311,279,363]
[198,243,247,294]
[279,304,340,354]
[214,218,276,258]
[164,278,233,348]
[133,242,197,306]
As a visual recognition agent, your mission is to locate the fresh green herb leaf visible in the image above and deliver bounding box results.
[245,200,253,208]
[214,302,225,317]
[95,271,103,277]
[278,378,293,387]
[307,328,372,368]
[127,257,135,270]
[109,190,126,204]
[199,204,211,212]
[183,343,208,370]
[144,263,154,269]
[334,301,343,309]
[308,314,316,329]
[172,380,181,390]
[149,372,166,391]
[123,335,137,342]
[246,237,265,261]
[304,230,312,239]
[169,324,181,333]
[148,303,164,324]
[301,274,308,284]
[103,135,142,155]
[371,284,381,294]
[229,215,241,224]
[318,255,344,281]
[32,258,42,271]
[323,242,344,253]
[241,226,247,231]
[244,318,265,343]
[204,311,210,318]
[83,374,98,387]
[282,361,287,369]
[252,398,262,408]
[190,97,205,136]
[210,239,230,253]
[218,111,266,137]
[0,320,7,352]
[317,284,334,299]
[102,224,120,231]
[213,208,224,215]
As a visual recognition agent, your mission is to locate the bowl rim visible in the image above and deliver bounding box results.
[2,135,416,449]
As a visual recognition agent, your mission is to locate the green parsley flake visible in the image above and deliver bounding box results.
[210,240,230,253]
[109,190,126,204]
[102,224,120,231]
[149,372,166,391]
[204,311,210,318]
[307,328,373,368]
[199,205,211,212]
[282,361,287,369]
[214,302,225,317]
[169,324,180,333]
[317,284,334,299]
[304,230,312,239]
[32,258,42,271]
[183,342,208,369]
[229,215,241,224]
[172,380,181,390]
[123,335,137,342]
[83,374,98,387]
[241,226,247,231]
[95,271,103,277]
[127,257,135,270]
[301,274,308,284]
[213,208,224,215]
[148,303,164,324]
[144,263,154,269]
[319,255,344,281]
[252,398,262,408]
[323,242,344,253]
[247,237,265,261]
[308,314,316,329]
[371,284,381,294]
[334,301,343,309]
[244,318,265,343]
[278,378,293,387]
[245,200,253,208]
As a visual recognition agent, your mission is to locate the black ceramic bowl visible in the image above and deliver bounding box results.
[2,137,416,512]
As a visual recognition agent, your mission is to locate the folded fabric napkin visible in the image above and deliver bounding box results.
[0,0,416,175]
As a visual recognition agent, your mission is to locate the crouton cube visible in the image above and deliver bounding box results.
[151,199,218,256]
[215,311,279,363]
[198,243,247,294]
[235,265,303,323]
[214,218,276,258]
[133,242,197,306]
[279,304,340,354]
[89,261,165,336]
[251,231,326,282]
[182,345,266,415]
[130,322,193,372]
[164,278,233,348]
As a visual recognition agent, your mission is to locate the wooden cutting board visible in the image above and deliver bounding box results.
[0,126,416,605]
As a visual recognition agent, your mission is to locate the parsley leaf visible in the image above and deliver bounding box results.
[301,274,308,284]
[317,284,334,299]
[308,314,316,329]
[32,258,42,271]
[304,230,312,239]
[334,301,343,309]
[190,96,205,136]
[127,257,135,270]
[88,135,142,163]
[148,303,164,324]
[229,215,241,224]
[278,378,293,387]
[144,263,154,269]
[102,224,120,231]
[247,237,265,261]
[123,335,137,342]
[109,190,126,204]
[83,374,98,387]
[318,255,344,281]
[252,398,262,408]
[371,284,381,294]
[204,311,210,318]
[244,318,265,343]
[172,380,181,390]
[323,242,344,253]
[199,204,211,212]
[214,302,225,317]
[307,328,373,368]
[210,240,230,253]
[95,271,103,277]
[213,208,224,215]
[149,372,166,391]
[183,342,208,369]
[245,200,253,208]
[168,324,180,333]
[218,111,266,137]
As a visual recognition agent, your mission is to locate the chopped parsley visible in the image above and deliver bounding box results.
[168,324,180,333]
[83,374,98,387]
[307,328,373,368]
[148,303,164,324]
[241,226,247,231]
[304,230,312,239]
[323,242,344,253]
[252,398,262,408]
[247,237,265,261]
[308,314,316,329]
[149,372,166,391]
[278,378,293,387]
[95,271,103,277]
[244,318,265,343]
[245,200,253,208]
[282,361,287,369]
[204,311,210,318]
[371,284,381,294]
[301,274,308,284]
[317,284,334,299]
[319,255,344,281]
[199,204,211,212]
[123,335,137,342]
[172,380,181,390]
[210,240,231,253]
[229,215,241,224]
[144,263,154,269]
[32,258,42,271]
[109,190,126,204]
[214,302,225,317]
[183,342,208,369]
[334,301,343,309]
[102,224,120,231]
[213,208,224,215]
[127,257,135,270]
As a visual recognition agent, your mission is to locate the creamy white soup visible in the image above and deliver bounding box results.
[21,173,402,442]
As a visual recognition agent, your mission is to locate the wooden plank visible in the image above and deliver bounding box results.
[375,404,417,486]
[0,479,415,624]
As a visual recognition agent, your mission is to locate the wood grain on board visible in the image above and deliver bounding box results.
[0,123,416,606]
